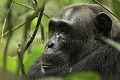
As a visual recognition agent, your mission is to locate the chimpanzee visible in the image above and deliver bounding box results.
[21,4,120,80]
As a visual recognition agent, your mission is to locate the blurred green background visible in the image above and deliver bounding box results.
[0,0,120,80]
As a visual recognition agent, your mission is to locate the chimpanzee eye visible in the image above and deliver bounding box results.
[58,22,70,35]
[59,26,69,35]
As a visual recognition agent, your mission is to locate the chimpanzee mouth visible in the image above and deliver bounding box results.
[42,62,64,69]
[42,63,69,73]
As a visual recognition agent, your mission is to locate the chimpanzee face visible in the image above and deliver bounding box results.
[41,8,94,72]
[40,4,112,73]
[41,19,72,72]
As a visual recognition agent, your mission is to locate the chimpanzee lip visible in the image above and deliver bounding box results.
[42,63,63,68]
[42,64,54,67]
[42,63,69,72]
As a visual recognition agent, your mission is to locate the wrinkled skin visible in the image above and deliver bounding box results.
[21,4,120,80]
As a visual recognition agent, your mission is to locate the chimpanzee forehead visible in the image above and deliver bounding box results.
[50,8,75,25]
[53,4,105,21]
[52,6,95,25]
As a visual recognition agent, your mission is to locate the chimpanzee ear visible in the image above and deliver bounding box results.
[95,12,112,37]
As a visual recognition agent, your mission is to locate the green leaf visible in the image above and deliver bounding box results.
[97,0,111,7]
[0,54,17,73]
[65,71,101,80]
[111,0,120,20]
[36,77,63,80]
[24,46,44,72]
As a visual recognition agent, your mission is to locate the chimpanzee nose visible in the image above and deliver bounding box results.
[47,43,54,49]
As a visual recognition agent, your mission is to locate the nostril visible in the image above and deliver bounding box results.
[48,43,54,49]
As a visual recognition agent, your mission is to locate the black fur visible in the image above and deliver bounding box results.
[21,4,120,80]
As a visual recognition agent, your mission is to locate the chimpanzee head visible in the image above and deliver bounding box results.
[41,4,112,72]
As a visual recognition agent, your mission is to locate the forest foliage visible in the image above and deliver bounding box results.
[0,0,120,80]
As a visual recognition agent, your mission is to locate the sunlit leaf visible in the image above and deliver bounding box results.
[24,46,44,72]
[31,17,38,29]
[65,71,101,80]
[0,54,17,73]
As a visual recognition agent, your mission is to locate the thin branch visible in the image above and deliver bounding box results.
[32,0,38,9]
[0,22,25,39]
[18,0,47,75]
[15,43,21,80]
[23,0,47,53]
[1,18,7,43]
[17,43,25,75]
[93,0,118,19]
[0,12,38,39]
[17,10,38,75]
[1,1,13,44]
[3,0,13,80]
[40,23,45,43]
[13,0,50,19]
[13,0,34,10]
[18,7,39,75]
[32,0,44,43]
[43,13,50,19]
[23,16,30,45]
